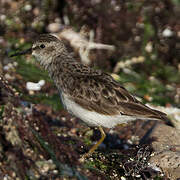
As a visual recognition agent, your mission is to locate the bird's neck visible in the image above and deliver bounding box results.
[47,52,75,92]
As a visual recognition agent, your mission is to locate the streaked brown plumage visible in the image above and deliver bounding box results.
[11,34,168,159]
[50,57,167,120]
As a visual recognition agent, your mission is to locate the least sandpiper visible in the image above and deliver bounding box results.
[11,34,168,158]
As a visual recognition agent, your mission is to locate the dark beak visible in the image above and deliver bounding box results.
[10,48,32,57]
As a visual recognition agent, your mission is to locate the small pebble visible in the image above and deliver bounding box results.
[145,42,153,53]
[24,4,32,11]
[38,79,45,86]
[162,28,173,37]
[4,73,14,80]
[0,14,6,21]
[26,82,41,91]
[121,176,126,180]
[53,170,58,174]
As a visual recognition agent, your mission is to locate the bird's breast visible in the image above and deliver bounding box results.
[59,92,138,128]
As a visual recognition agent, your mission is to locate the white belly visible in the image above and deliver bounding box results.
[60,93,139,128]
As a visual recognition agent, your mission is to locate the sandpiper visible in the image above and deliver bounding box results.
[11,34,168,159]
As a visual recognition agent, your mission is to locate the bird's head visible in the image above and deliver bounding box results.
[10,34,67,68]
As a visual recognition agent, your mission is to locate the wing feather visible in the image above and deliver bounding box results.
[60,62,167,120]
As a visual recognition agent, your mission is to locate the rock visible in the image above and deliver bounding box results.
[145,42,153,53]
[147,123,180,180]
[38,79,45,86]
[162,28,174,37]
[24,4,32,11]
[26,80,45,91]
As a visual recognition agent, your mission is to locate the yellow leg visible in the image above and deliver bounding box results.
[81,126,106,160]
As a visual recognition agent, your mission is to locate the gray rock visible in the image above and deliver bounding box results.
[148,123,180,180]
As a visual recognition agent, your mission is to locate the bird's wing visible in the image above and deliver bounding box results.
[64,69,167,120]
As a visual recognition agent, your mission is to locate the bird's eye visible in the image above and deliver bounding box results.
[40,44,45,49]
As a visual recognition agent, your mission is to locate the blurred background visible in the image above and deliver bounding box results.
[0,0,180,179]
[1,0,180,107]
